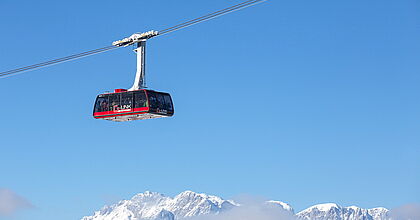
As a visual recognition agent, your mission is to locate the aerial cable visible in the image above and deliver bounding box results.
[158,0,266,36]
[0,46,118,79]
[0,0,266,79]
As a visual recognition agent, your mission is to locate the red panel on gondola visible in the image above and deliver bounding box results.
[114,89,127,93]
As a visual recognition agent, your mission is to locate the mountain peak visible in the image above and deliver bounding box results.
[311,203,341,212]
[135,191,164,197]
[297,203,389,220]
[266,200,294,213]
[82,191,236,220]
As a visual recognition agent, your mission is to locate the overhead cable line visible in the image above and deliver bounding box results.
[158,0,266,35]
[0,46,118,79]
[0,0,266,79]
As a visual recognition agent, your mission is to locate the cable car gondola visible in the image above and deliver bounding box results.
[93,89,174,122]
[93,37,174,122]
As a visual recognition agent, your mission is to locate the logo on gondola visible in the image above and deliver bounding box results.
[113,104,132,112]
[157,108,168,114]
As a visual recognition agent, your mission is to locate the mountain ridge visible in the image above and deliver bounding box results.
[81,191,389,220]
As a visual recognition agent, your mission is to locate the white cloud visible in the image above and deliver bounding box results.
[185,198,296,220]
[389,203,420,220]
[0,188,33,216]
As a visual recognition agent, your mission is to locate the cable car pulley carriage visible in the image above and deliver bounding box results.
[93,32,174,122]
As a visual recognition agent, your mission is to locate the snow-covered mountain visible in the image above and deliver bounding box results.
[81,191,390,220]
[296,203,389,220]
[267,200,295,213]
[81,191,237,220]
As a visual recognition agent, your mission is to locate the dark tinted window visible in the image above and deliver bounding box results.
[109,94,120,111]
[157,93,165,109]
[94,95,109,112]
[121,92,133,110]
[134,91,148,108]
[148,92,158,109]
[163,94,173,111]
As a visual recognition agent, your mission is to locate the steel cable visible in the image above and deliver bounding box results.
[158,0,266,35]
[0,46,118,78]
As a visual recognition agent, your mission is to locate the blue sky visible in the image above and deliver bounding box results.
[0,0,419,219]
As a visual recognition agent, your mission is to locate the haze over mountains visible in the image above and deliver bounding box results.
[81,191,396,220]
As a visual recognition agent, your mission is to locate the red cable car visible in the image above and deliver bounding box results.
[93,37,174,122]
[93,89,174,122]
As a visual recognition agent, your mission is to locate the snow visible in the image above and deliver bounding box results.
[266,200,294,213]
[311,203,340,212]
[296,202,389,220]
[81,191,390,220]
[81,191,237,220]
